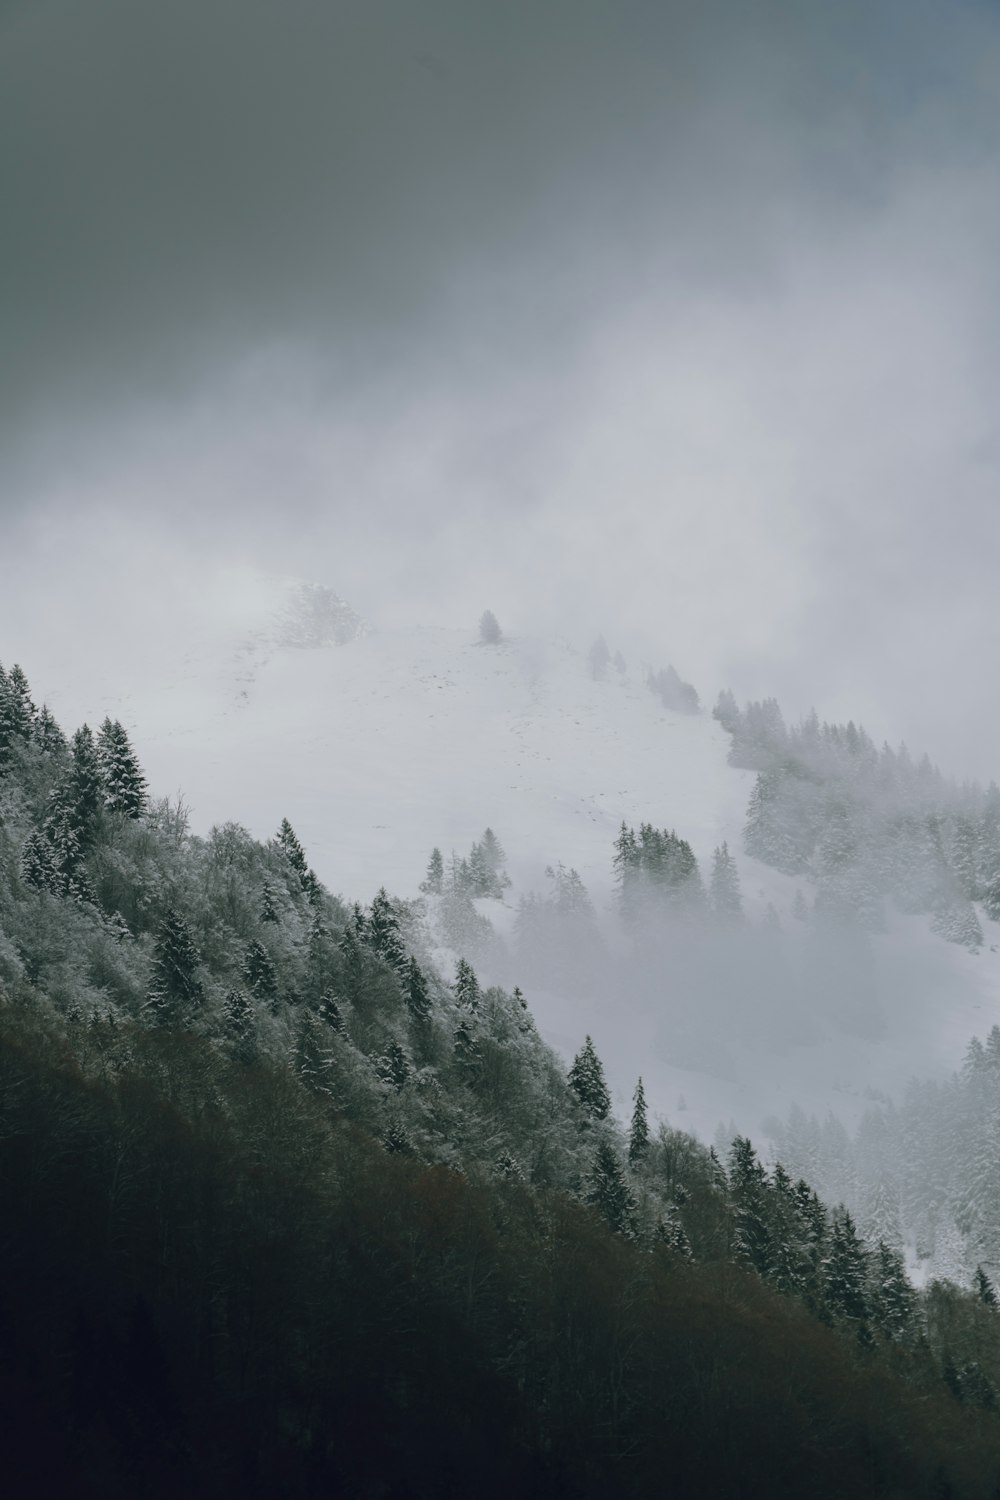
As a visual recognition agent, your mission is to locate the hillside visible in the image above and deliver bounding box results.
[12,573,1000,1148]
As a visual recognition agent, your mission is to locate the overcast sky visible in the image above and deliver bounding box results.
[4,0,1000,779]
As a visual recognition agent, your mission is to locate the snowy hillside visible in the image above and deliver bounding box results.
[18,572,1000,1146]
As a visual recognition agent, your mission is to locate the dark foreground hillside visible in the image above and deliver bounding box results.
[3,1006,1000,1500]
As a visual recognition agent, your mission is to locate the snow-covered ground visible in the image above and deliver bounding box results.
[13,572,1000,1146]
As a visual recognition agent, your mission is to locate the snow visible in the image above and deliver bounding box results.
[18,571,1000,1148]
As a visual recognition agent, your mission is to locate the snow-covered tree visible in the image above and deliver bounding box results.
[587,1140,637,1237]
[242,938,279,1010]
[420,847,444,895]
[97,718,147,818]
[628,1077,649,1165]
[148,908,203,1025]
[709,842,743,922]
[478,610,502,645]
[588,635,611,680]
[568,1035,611,1120]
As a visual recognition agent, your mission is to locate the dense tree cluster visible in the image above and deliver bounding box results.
[718,691,995,947]
[646,662,700,714]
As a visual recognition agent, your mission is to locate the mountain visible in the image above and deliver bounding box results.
[17,571,1000,1146]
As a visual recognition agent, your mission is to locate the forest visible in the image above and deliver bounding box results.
[5,657,1000,1497]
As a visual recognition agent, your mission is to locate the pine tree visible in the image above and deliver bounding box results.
[276,817,308,875]
[710,842,743,921]
[420,847,444,894]
[382,1121,412,1155]
[318,990,345,1033]
[301,867,322,907]
[242,939,279,1010]
[33,704,66,755]
[375,1041,410,1092]
[223,988,257,1060]
[453,1014,482,1084]
[0,667,14,772]
[405,957,432,1024]
[259,879,280,923]
[453,957,481,1012]
[478,610,501,644]
[5,664,35,739]
[824,1207,869,1324]
[657,1203,693,1259]
[975,1266,998,1307]
[148,909,203,1025]
[869,1241,916,1343]
[728,1136,772,1276]
[628,1077,649,1165]
[20,831,57,893]
[295,1013,335,1095]
[97,718,147,818]
[568,1036,611,1120]
[587,1140,637,1237]
[67,726,103,843]
[367,887,407,974]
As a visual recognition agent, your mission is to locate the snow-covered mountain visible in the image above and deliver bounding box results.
[19,572,1000,1146]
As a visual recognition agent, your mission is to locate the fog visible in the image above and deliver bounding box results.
[5,0,1000,779]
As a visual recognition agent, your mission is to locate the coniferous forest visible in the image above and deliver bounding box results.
[7,659,1000,1496]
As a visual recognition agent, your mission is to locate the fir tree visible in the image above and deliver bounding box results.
[405,957,432,1024]
[587,1140,637,1237]
[657,1203,693,1259]
[453,1014,482,1084]
[259,879,280,923]
[420,846,444,894]
[19,831,57,894]
[295,1013,335,1095]
[242,939,279,1010]
[276,817,308,875]
[223,988,257,1060]
[728,1136,772,1276]
[453,957,481,1012]
[568,1035,611,1120]
[148,908,203,1025]
[975,1266,998,1307]
[367,887,407,974]
[710,842,743,921]
[5,664,36,739]
[478,609,501,644]
[33,704,66,755]
[318,990,345,1033]
[301,867,322,906]
[376,1041,410,1092]
[97,718,147,818]
[382,1121,412,1155]
[628,1076,649,1165]
[67,726,103,843]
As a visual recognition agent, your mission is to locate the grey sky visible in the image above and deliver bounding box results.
[4,0,1000,779]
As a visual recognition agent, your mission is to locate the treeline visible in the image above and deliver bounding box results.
[5,660,1000,1493]
[716,690,998,947]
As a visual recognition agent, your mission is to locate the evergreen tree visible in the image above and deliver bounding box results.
[295,1013,335,1095]
[478,610,501,644]
[420,846,444,894]
[148,908,203,1025]
[5,664,35,739]
[97,718,147,818]
[975,1266,998,1307]
[301,867,322,906]
[453,957,481,1012]
[628,1077,649,1165]
[19,831,57,894]
[66,726,103,843]
[276,818,308,875]
[0,667,14,772]
[242,939,279,1010]
[568,1035,611,1120]
[367,887,407,974]
[824,1207,869,1324]
[657,1203,693,1259]
[710,842,743,921]
[222,988,257,1060]
[259,879,280,923]
[33,704,66,755]
[587,1139,638,1237]
[728,1136,772,1276]
[405,957,432,1024]
[318,990,345,1033]
[382,1121,412,1155]
[376,1041,410,1092]
[453,1014,482,1084]
[869,1241,916,1343]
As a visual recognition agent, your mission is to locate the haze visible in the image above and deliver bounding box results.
[4,0,1000,780]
